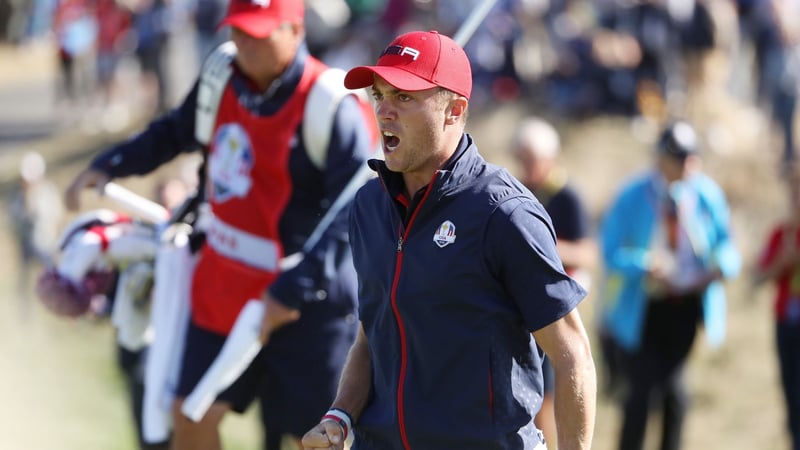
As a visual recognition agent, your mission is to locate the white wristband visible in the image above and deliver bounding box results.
[321,408,353,441]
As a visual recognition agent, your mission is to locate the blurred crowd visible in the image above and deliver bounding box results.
[0,0,798,157]
[303,0,800,164]
[0,0,229,120]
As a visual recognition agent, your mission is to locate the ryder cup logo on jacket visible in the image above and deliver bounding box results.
[433,220,456,248]
[209,123,254,202]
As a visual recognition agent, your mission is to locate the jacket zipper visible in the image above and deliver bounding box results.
[389,173,439,450]
[390,227,411,450]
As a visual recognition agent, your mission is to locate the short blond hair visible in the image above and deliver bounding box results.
[437,88,469,123]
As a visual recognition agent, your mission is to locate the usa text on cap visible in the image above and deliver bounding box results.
[344,30,472,100]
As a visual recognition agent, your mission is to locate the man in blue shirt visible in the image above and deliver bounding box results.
[302,30,596,450]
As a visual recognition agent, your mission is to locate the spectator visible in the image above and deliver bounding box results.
[53,0,97,110]
[2,0,29,43]
[753,162,800,450]
[741,0,800,165]
[510,116,598,448]
[8,151,64,320]
[93,0,132,113]
[131,0,170,114]
[599,120,741,450]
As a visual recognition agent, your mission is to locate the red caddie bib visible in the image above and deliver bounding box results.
[192,57,327,334]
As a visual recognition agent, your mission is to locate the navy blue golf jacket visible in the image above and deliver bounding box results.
[349,134,587,449]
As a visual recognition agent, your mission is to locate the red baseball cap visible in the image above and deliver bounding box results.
[344,30,472,100]
[219,0,304,39]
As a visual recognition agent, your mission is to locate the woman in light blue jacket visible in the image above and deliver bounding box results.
[599,121,741,450]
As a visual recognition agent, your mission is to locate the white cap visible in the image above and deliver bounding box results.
[19,151,46,182]
[512,117,561,159]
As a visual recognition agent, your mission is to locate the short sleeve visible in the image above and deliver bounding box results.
[485,197,587,332]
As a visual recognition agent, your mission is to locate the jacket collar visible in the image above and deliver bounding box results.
[369,133,483,201]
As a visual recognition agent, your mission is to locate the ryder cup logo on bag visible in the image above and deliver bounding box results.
[382,45,421,61]
[433,220,456,248]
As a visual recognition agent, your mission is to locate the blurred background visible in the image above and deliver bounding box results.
[0,0,797,448]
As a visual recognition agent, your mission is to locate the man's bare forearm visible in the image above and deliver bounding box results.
[331,323,372,421]
[536,309,597,450]
[553,342,596,450]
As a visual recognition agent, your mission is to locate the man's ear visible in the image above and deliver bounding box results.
[446,96,468,124]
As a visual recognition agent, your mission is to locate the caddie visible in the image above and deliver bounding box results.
[63,0,377,448]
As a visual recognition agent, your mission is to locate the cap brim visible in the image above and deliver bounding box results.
[218,13,280,38]
[344,66,438,92]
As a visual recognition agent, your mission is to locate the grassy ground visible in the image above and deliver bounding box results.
[0,221,264,450]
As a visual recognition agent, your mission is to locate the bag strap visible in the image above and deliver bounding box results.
[302,67,353,170]
[195,41,236,145]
